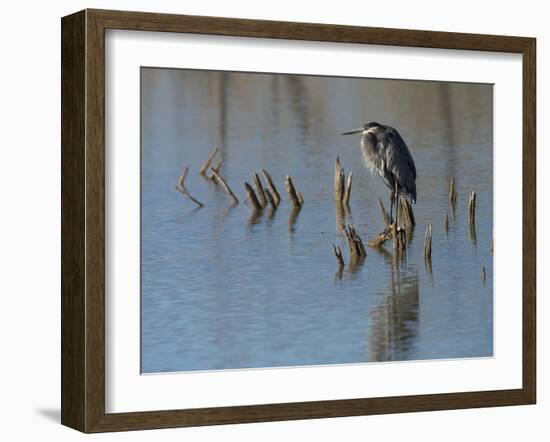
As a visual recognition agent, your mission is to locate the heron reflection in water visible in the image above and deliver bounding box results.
[368,267,420,361]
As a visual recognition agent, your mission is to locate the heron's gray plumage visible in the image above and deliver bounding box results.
[341,121,417,225]
[360,124,417,204]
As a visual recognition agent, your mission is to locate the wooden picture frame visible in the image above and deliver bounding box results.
[61,8,536,433]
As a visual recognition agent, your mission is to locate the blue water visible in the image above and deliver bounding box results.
[140,68,493,373]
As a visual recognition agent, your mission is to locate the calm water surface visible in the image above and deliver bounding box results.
[140,68,493,373]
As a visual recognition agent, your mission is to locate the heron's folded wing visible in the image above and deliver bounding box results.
[382,130,417,201]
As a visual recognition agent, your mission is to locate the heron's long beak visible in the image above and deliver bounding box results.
[340,128,364,136]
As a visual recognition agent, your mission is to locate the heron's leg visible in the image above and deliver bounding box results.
[394,181,400,228]
[389,189,395,224]
[395,190,400,229]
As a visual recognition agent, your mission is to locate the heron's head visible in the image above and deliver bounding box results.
[341,122,384,137]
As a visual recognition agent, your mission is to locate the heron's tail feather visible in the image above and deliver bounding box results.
[405,183,416,204]
[400,189,416,204]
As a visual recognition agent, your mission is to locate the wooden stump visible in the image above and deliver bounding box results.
[262,169,281,206]
[285,175,303,208]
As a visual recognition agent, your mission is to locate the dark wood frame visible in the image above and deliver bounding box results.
[61,8,536,433]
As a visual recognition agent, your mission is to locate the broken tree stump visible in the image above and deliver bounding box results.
[332,244,345,267]
[334,157,345,202]
[341,224,367,259]
[262,169,281,206]
[343,171,353,205]
[244,182,262,210]
[334,157,353,205]
[449,177,457,206]
[285,175,303,208]
[378,198,391,228]
[367,227,392,248]
[468,190,477,226]
[252,172,267,208]
[265,187,278,209]
[399,194,415,227]
[424,224,433,260]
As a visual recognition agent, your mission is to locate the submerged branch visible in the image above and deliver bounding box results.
[367,227,392,248]
[208,156,224,182]
[199,146,220,176]
[210,168,239,204]
[175,166,204,207]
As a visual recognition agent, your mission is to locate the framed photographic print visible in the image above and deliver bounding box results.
[61,9,536,433]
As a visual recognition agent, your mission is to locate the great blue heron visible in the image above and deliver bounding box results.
[341,122,417,224]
